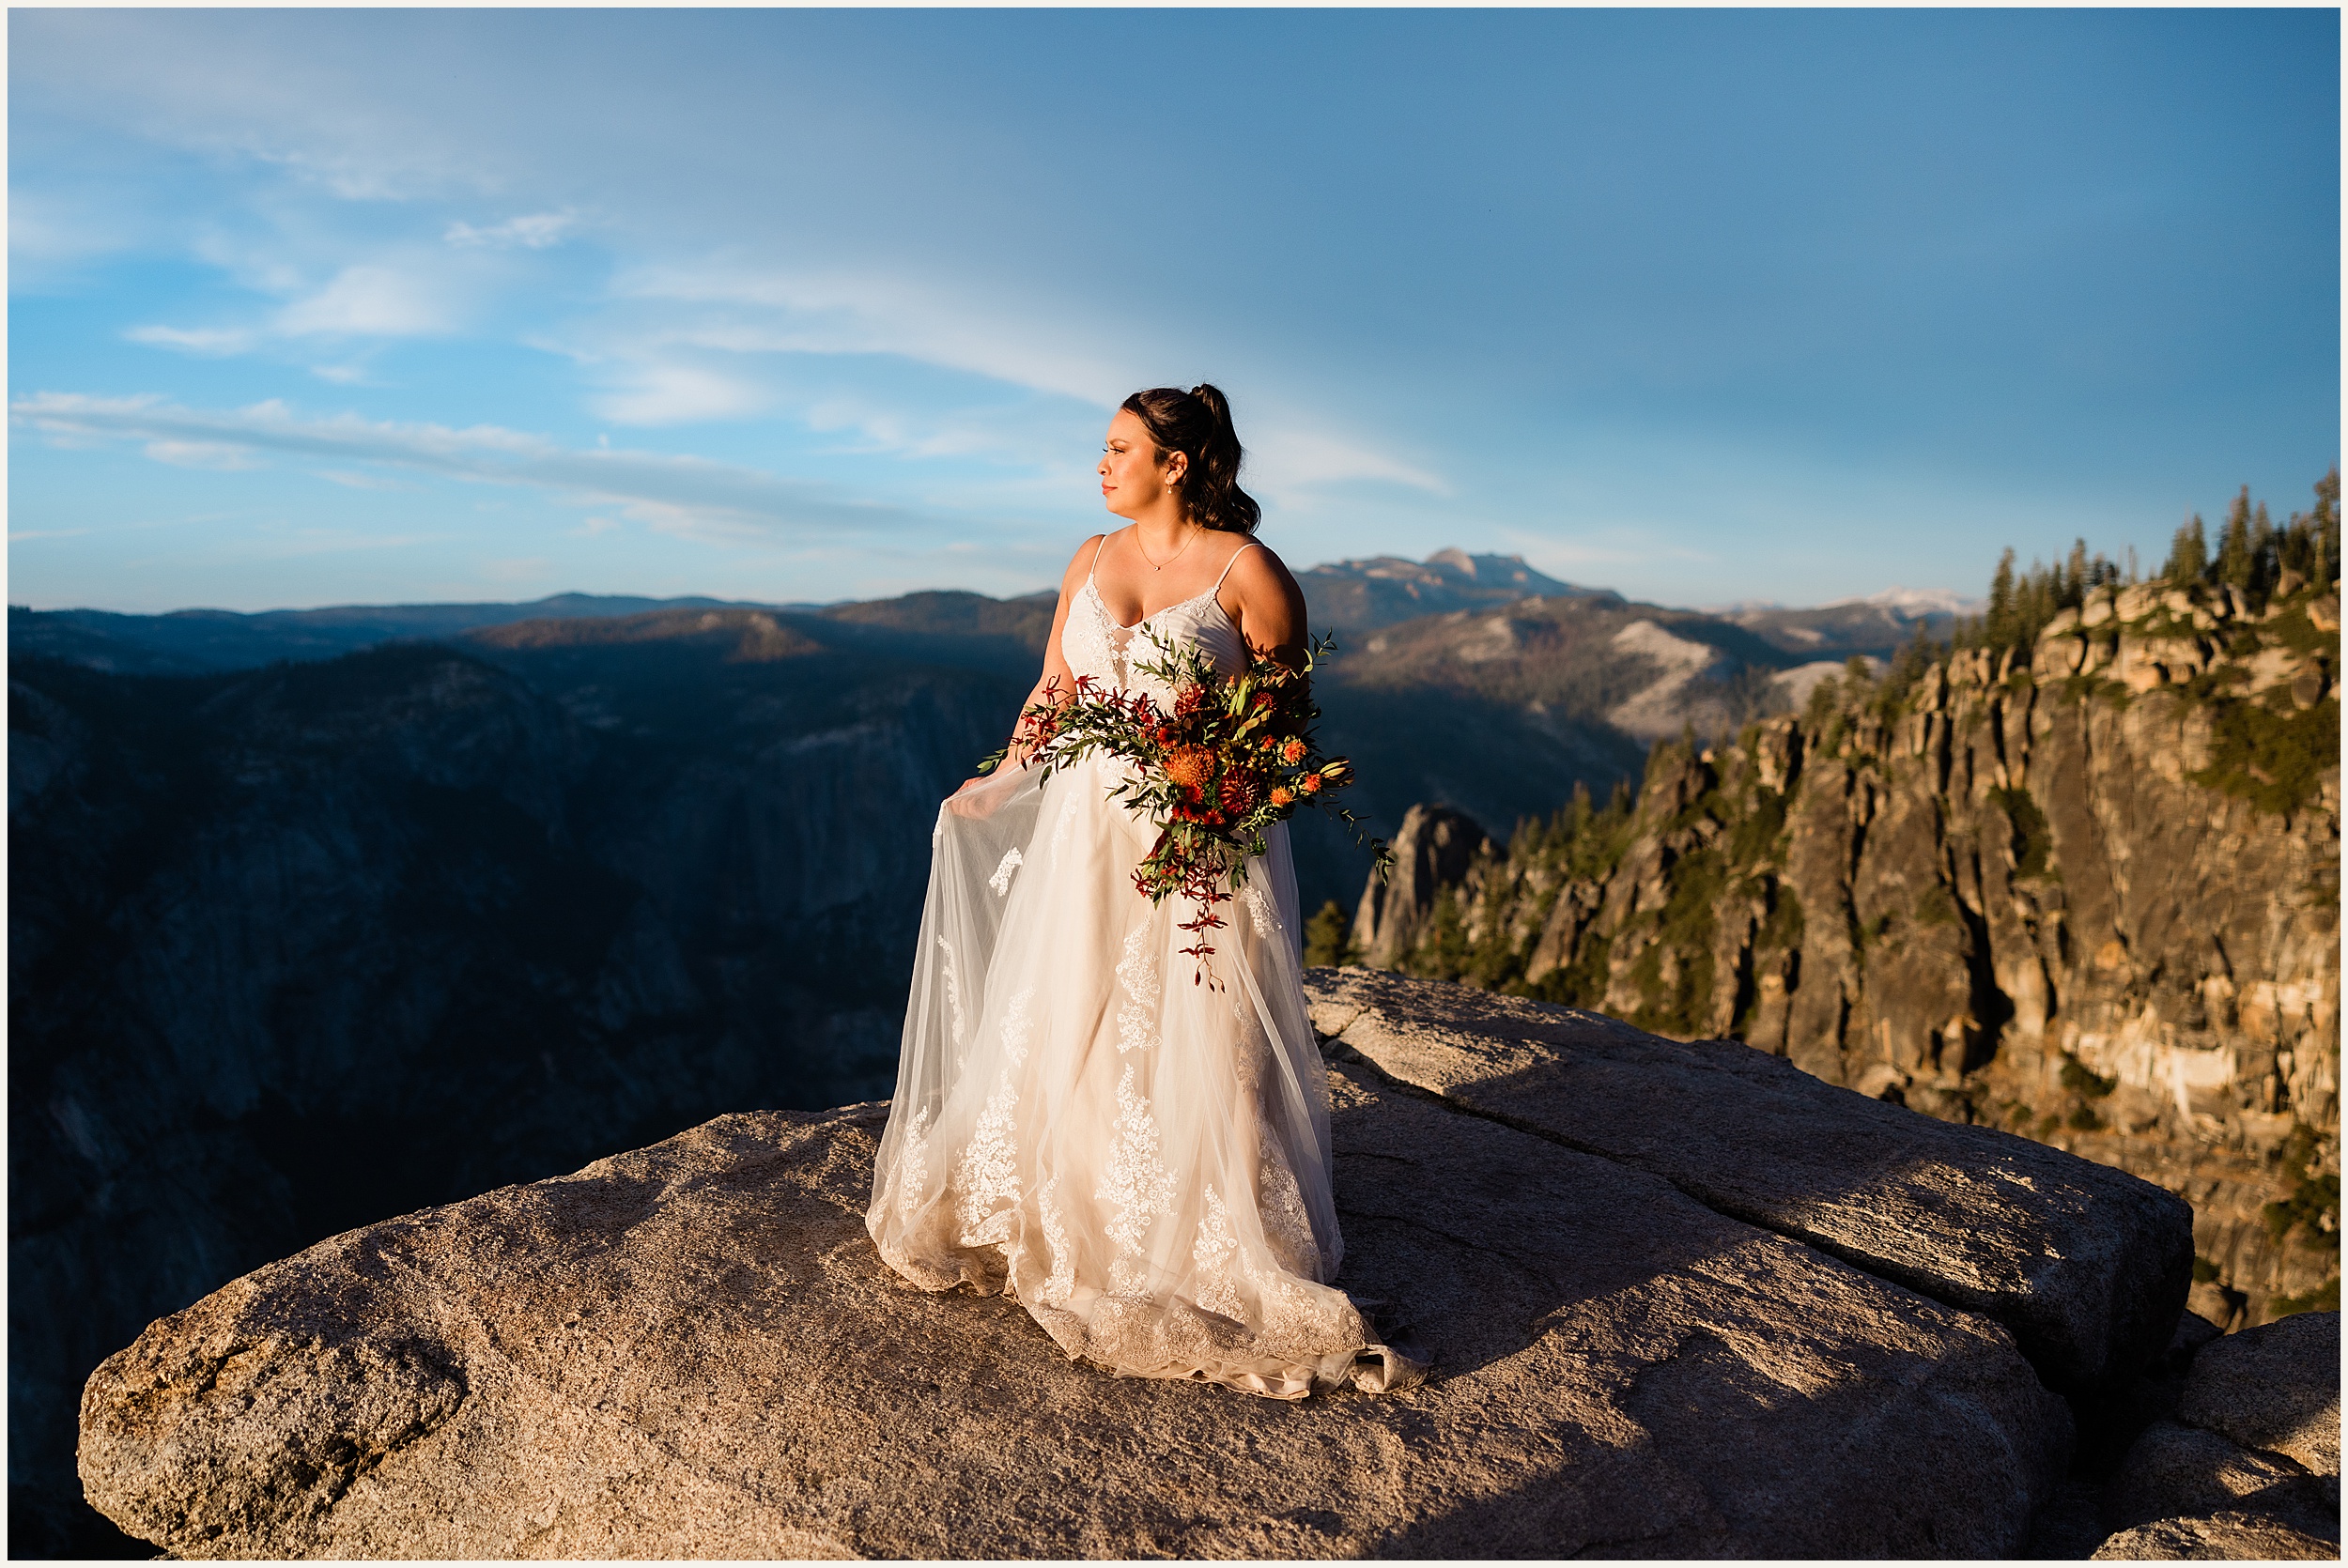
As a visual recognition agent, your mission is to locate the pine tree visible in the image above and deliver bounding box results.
[2217,486,2257,592]
[1986,548,2017,649]
[2163,515,2209,585]
[2063,538,2092,609]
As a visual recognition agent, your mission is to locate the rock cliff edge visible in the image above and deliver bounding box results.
[81,975,2231,1557]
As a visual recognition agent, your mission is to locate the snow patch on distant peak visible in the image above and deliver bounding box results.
[1826,586,1982,616]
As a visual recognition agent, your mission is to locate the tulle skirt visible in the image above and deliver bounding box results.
[867,754,1418,1399]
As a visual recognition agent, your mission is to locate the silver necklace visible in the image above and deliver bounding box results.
[1135,522,1201,572]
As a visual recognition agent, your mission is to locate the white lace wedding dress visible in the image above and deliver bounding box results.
[867,544,1422,1399]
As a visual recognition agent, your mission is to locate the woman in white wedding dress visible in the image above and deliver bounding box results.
[867,385,1422,1400]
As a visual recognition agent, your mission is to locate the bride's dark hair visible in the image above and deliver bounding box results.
[1120,384,1261,535]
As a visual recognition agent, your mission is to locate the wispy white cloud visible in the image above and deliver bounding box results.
[1243,423,1447,498]
[125,324,260,356]
[557,269,1451,500]
[589,362,771,426]
[9,188,162,288]
[14,11,507,204]
[129,254,469,361]
[446,211,576,250]
[11,392,925,544]
[612,265,1138,407]
[275,263,458,336]
[143,439,261,470]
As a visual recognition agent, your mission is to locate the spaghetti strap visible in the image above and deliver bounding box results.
[1211,539,1260,593]
[1085,532,1111,585]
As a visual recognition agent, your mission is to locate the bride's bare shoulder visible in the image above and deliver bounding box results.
[1223,536,1303,595]
[1056,531,1115,591]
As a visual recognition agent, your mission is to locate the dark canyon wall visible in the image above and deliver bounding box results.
[8,611,1023,1554]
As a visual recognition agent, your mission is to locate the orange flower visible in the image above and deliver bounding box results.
[1269,785,1295,807]
[1165,746,1215,792]
[1300,773,1322,794]
[1279,736,1307,765]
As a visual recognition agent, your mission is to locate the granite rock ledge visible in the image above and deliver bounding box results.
[1304,967,2199,1393]
[79,980,2200,1559]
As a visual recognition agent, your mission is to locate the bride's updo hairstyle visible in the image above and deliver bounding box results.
[1120,383,1261,535]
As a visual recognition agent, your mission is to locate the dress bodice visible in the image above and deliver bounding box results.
[1060,547,1252,705]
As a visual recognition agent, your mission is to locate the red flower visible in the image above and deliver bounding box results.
[1218,774,1257,816]
[1174,684,1205,718]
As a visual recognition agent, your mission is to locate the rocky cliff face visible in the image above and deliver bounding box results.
[1354,580,2341,1334]
[83,972,2228,1560]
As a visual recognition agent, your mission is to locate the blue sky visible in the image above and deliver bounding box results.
[9,8,2339,614]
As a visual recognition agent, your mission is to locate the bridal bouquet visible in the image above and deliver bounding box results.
[979,631,1389,977]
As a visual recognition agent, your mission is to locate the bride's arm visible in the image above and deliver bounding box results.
[949,536,1101,798]
[1221,540,1311,672]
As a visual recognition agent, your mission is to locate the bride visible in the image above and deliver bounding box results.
[866,384,1422,1400]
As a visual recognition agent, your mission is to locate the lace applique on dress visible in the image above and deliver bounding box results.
[999,986,1034,1068]
[1229,998,1271,1099]
[1048,791,1081,855]
[1037,1175,1075,1308]
[1062,579,1118,685]
[936,936,967,1051]
[1115,926,1160,1053]
[1101,1062,1177,1295]
[954,1075,1021,1248]
[988,847,1024,896]
[1241,882,1276,937]
[1191,1185,1244,1320]
[894,1107,932,1222]
[1257,1121,1321,1278]
[1242,1254,1359,1361]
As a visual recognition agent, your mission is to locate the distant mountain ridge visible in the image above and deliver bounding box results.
[8,548,1967,673]
[1718,596,1968,662]
[1291,548,1617,630]
[5,592,787,675]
